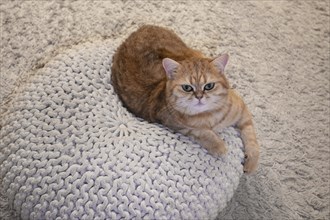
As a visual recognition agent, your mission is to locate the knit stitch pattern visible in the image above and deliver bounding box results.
[0,40,244,220]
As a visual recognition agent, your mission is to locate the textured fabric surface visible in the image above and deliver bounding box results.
[1,1,329,219]
[0,40,244,219]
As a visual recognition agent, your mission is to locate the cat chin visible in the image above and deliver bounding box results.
[193,106,212,114]
[177,104,213,116]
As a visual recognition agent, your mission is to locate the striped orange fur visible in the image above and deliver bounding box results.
[111,25,259,173]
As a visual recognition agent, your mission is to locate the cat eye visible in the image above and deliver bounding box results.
[181,84,194,92]
[204,83,215,91]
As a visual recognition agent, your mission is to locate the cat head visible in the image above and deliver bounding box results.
[162,54,230,115]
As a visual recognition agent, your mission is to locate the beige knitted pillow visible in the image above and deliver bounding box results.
[0,40,244,219]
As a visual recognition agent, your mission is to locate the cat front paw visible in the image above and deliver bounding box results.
[207,139,228,156]
[243,148,259,173]
[209,145,228,156]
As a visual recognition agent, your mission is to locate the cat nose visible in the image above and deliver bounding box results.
[195,92,203,100]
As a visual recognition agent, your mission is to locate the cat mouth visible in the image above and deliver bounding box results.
[194,101,206,107]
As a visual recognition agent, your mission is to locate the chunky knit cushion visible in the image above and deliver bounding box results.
[0,40,244,219]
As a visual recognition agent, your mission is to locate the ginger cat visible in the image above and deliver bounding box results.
[111,25,259,173]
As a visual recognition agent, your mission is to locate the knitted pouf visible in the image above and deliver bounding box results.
[0,40,244,220]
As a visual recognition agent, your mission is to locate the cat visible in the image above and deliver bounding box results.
[111,25,259,173]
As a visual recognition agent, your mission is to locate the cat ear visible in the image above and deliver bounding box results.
[211,54,229,73]
[162,58,180,79]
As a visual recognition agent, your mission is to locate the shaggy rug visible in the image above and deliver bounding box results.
[1,1,329,219]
